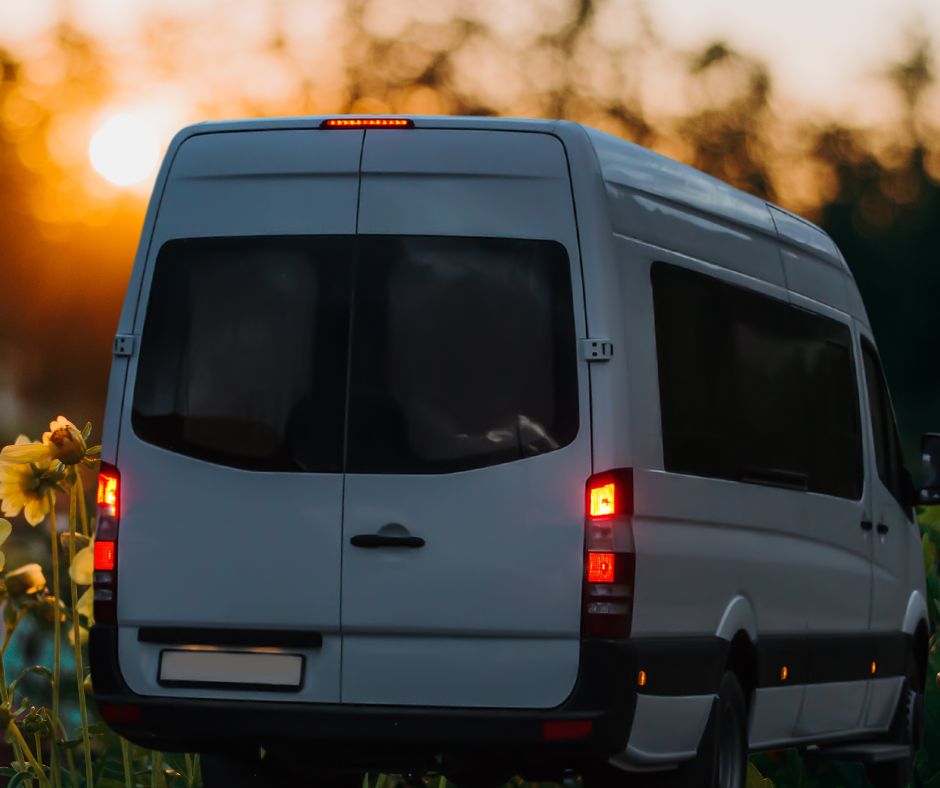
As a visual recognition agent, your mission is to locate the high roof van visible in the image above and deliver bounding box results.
[90,116,931,788]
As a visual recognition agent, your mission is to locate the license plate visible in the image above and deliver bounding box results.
[158,649,304,690]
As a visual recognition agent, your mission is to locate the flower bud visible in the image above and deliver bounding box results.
[44,417,87,466]
[30,595,66,626]
[5,564,46,600]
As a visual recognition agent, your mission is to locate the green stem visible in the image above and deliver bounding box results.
[34,732,42,773]
[8,721,50,788]
[183,752,193,787]
[76,470,90,539]
[121,738,133,788]
[64,748,78,788]
[68,481,94,788]
[47,496,61,788]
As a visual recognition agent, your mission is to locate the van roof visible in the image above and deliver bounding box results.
[164,115,864,322]
[174,115,841,262]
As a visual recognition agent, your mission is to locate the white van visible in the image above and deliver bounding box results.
[90,116,931,788]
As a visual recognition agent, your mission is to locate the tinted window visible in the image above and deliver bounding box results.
[861,339,911,514]
[133,236,578,475]
[133,236,352,472]
[347,237,578,473]
[652,262,862,499]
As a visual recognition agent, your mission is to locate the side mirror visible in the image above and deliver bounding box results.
[919,433,940,506]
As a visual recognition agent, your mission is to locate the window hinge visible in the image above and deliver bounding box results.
[580,338,614,362]
[113,334,136,357]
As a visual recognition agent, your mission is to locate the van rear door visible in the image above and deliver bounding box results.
[115,129,363,703]
[340,129,591,708]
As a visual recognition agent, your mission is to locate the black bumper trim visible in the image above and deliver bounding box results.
[90,625,638,755]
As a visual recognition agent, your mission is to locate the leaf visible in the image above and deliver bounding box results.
[81,422,93,442]
[747,761,775,788]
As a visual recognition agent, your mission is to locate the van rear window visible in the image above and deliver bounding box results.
[132,236,577,473]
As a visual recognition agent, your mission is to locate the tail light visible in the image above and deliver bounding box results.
[582,469,635,639]
[94,463,120,625]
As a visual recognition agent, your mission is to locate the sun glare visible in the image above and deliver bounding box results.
[89,113,160,187]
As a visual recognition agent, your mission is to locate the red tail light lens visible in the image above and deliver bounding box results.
[94,541,116,572]
[587,551,615,583]
[589,482,616,518]
[321,118,413,128]
[585,469,632,520]
[97,468,119,517]
[94,462,120,625]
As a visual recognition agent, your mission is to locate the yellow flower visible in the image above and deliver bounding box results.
[68,624,88,646]
[0,434,50,467]
[70,541,94,586]
[76,587,94,621]
[42,416,87,465]
[0,518,10,571]
[0,417,90,467]
[0,451,57,526]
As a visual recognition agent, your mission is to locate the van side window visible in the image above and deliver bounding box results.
[861,339,912,515]
[133,236,352,472]
[651,262,862,499]
[346,236,578,474]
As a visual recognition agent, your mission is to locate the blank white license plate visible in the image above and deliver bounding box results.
[159,650,304,689]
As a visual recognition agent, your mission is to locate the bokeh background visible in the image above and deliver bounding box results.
[0,0,938,471]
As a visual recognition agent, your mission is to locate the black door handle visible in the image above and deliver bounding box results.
[350,534,426,549]
[861,520,873,531]
[876,523,889,535]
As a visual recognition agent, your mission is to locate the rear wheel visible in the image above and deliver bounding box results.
[673,671,748,788]
[864,674,921,788]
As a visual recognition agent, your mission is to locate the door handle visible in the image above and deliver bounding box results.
[861,520,873,532]
[876,523,889,535]
[350,534,426,549]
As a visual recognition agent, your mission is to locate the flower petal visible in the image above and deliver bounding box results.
[76,586,94,620]
[0,518,11,546]
[0,443,50,465]
[70,543,94,586]
[23,497,49,527]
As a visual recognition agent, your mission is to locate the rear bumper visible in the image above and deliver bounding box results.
[89,625,638,760]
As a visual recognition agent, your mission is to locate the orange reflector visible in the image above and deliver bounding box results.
[542,720,593,740]
[871,660,877,675]
[94,541,116,572]
[322,118,413,128]
[97,470,119,514]
[587,551,615,583]
[780,665,788,682]
[637,669,647,687]
[589,482,616,518]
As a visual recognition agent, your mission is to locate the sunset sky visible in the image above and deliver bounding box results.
[0,0,938,453]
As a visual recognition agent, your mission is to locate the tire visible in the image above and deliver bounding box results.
[678,671,748,788]
[864,674,921,788]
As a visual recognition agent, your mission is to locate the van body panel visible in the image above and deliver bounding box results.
[342,128,590,708]
[778,244,850,313]
[605,185,786,288]
[113,129,363,703]
[585,127,776,238]
[148,130,362,244]
[749,687,805,750]
[630,469,812,635]
[358,129,574,239]
[623,694,712,763]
